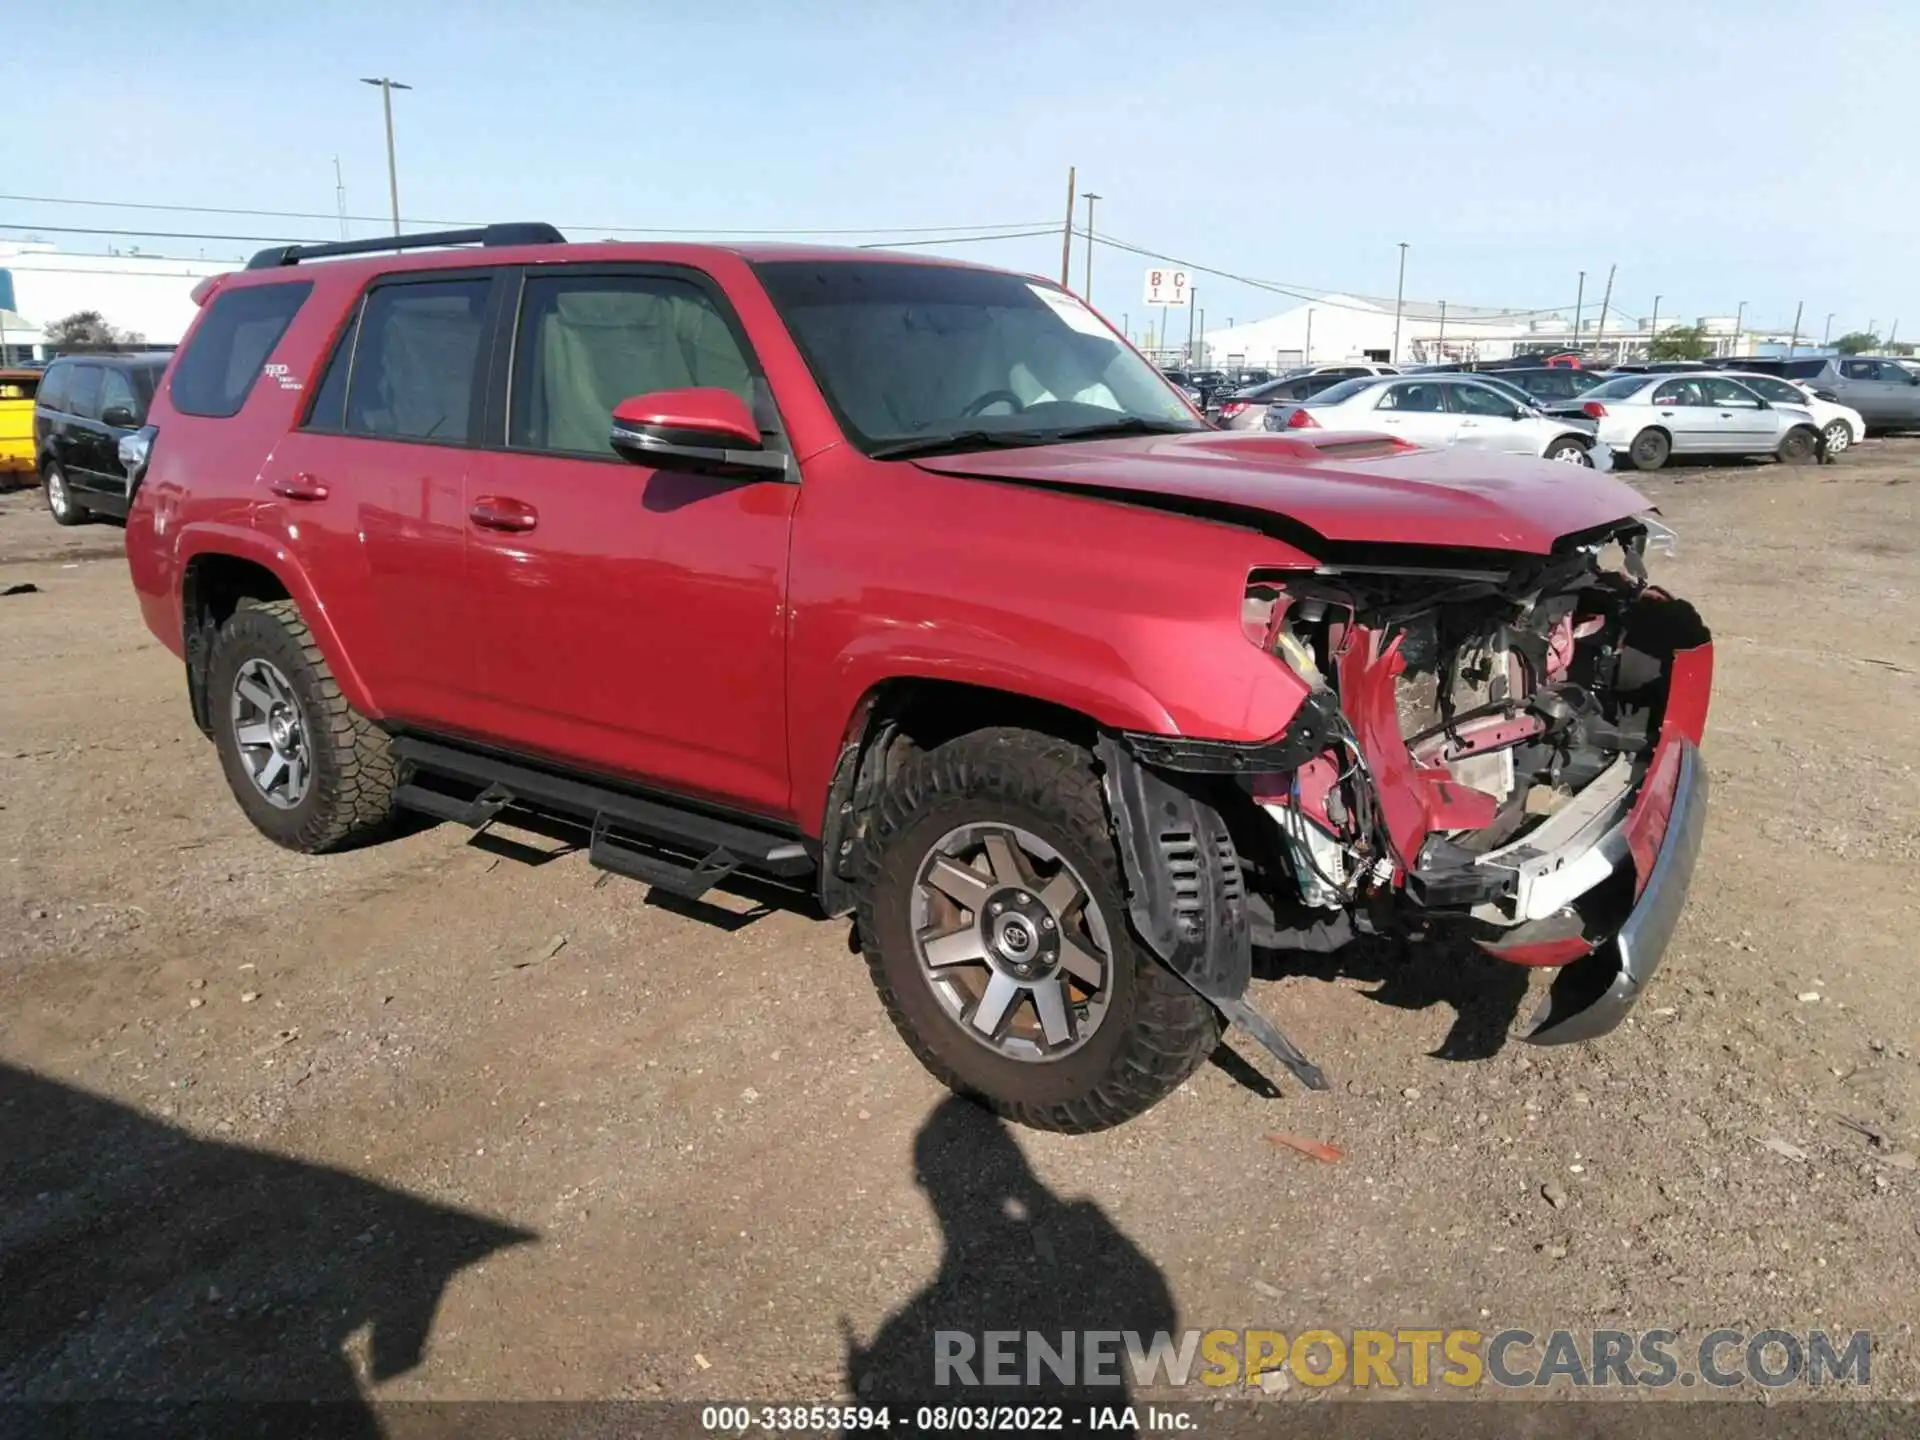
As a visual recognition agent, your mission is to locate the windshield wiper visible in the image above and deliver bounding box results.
[1038,417,1203,442]
[867,430,1060,461]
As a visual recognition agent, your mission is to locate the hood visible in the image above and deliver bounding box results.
[912,430,1650,556]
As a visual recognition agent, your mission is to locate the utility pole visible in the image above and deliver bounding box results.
[333,156,349,239]
[1823,313,1835,346]
[1594,263,1616,350]
[1187,291,1198,367]
[1436,300,1447,358]
[1304,307,1314,365]
[1648,295,1661,358]
[1889,319,1900,349]
[1732,299,1746,358]
[1121,312,1129,343]
[1391,242,1408,365]
[1571,270,1586,351]
[360,77,411,234]
[1059,167,1076,288]
[1079,191,1101,304]
[1787,300,1803,356]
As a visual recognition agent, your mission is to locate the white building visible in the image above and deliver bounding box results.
[0,244,233,357]
[1199,293,1810,370]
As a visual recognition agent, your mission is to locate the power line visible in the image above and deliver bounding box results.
[0,193,1054,238]
[859,228,1063,249]
[1084,228,1588,321]
[1,222,327,245]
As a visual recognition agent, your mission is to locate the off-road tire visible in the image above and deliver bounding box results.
[857,726,1221,1133]
[1777,427,1818,465]
[1628,428,1671,472]
[43,463,89,526]
[207,599,399,853]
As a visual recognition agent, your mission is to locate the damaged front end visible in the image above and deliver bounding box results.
[1102,515,1712,1086]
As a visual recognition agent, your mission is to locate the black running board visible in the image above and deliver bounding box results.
[391,737,813,901]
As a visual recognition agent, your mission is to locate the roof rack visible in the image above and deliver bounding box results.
[245,222,567,271]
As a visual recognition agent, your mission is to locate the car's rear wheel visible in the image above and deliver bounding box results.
[1821,419,1853,455]
[1628,428,1671,472]
[206,599,400,853]
[1777,427,1818,465]
[857,727,1220,1133]
[43,463,89,526]
[1544,437,1593,466]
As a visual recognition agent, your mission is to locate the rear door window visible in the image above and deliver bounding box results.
[342,278,492,443]
[171,282,313,417]
[37,363,71,413]
[67,364,104,421]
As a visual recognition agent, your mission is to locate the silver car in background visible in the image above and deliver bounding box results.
[1545,372,1822,471]
[1263,374,1608,465]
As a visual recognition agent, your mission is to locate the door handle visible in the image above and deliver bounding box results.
[1658,410,1676,417]
[1458,420,1481,428]
[469,496,539,533]
[270,472,329,502]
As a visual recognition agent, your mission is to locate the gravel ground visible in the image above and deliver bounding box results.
[1,445,1916,1414]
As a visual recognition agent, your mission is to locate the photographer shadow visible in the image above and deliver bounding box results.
[844,1096,1174,1424]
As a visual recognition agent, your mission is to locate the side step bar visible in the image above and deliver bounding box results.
[391,737,813,900]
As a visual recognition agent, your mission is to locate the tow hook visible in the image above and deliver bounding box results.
[1096,737,1329,1092]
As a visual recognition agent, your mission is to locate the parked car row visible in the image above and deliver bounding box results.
[1225,353,1906,471]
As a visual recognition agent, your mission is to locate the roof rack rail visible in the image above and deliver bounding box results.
[245,222,567,271]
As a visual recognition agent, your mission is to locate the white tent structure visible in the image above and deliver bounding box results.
[1202,293,1578,371]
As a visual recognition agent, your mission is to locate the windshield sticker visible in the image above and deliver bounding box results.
[1027,284,1114,339]
[263,363,303,392]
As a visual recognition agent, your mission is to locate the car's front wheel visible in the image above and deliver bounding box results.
[43,463,89,526]
[858,727,1221,1133]
[206,599,400,853]
[1821,419,1853,455]
[1544,437,1594,466]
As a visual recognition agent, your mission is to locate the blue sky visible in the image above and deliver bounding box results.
[8,0,1918,340]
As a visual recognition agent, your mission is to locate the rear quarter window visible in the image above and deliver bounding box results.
[1781,359,1827,380]
[36,363,70,412]
[170,282,313,418]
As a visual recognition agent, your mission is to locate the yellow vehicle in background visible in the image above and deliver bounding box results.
[0,369,40,487]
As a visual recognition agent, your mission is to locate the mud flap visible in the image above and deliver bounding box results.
[1096,736,1329,1091]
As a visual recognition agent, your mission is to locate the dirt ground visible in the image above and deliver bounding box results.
[2,443,1917,1414]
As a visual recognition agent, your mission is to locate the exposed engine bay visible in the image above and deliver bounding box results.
[1232,515,1710,976]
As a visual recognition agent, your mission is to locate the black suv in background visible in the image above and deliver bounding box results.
[34,352,169,524]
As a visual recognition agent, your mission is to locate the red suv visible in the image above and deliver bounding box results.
[124,224,1713,1132]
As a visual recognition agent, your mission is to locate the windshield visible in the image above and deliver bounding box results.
[1303,376,1388,406]
[1584,375,1652,399]
[755,260,1200,455]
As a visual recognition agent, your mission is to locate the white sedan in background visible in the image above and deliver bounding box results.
[1548,372,1822,471]
[1262,374,1608,466]
[1719,371,1866,456]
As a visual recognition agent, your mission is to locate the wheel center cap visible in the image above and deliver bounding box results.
[268,707,298,753]
[984,888,1059,979]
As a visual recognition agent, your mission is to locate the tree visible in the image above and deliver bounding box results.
[1648,323,1713,361]
[44,310,145,349]
[1833,331,1881,355]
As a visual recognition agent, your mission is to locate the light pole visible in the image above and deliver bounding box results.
[1079,192,1101,303]
[360,77,412,235]
[1733,299,1746,358]
[1649,294,1661,359]
[1391,242,1408,365]
[1304,308,1314,365]
[1823,312,1835,346]
[1573,270,1586,348]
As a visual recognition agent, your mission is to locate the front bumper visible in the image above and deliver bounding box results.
[1520,736,1709,1044]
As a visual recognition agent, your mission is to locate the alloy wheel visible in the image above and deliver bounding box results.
[910,822,1114,1062]
[1823,421,1850,454]
[46,468,70,519]
[230,657,312,809]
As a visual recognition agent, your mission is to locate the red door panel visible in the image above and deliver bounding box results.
[460,450,796,816]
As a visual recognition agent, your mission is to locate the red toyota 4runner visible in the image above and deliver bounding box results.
[123,224,1712,1132]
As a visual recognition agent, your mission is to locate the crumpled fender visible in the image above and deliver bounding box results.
[1096,736,1328,1091]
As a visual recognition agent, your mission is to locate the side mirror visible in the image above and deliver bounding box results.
[1814,389,1840,402]
[609,388,787,479]
[101,404,139,429]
